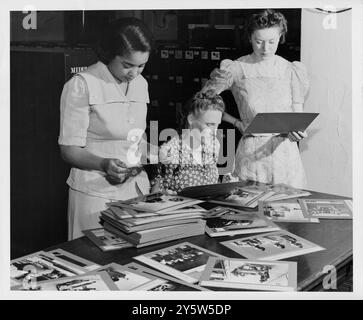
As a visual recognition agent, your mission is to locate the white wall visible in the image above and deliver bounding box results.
[300,9,352,197]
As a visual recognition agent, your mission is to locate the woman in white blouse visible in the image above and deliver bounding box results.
[58,18,154,240]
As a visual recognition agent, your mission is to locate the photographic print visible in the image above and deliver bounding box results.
[259,201,320,223]
[117,193,203,213]
[124,262,211,291]
[221,230,325,260]
[13,271,118,291]
[199,257,297,291]
[205,211,280,237]
[93,263,156,290]
[134,242,226,283]
[211,187,275,208]
[47,248,100,271]
[298,199,353,219]
[83,228,134,251]
[10,251,88,288]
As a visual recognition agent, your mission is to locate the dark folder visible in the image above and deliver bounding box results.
[178,181,246,199]
[244,112,319,134]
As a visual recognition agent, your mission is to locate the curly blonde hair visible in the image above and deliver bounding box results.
[177,90,225,131]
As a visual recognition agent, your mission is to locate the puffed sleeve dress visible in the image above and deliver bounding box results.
[204,54,309,189]
[58,61,150,239]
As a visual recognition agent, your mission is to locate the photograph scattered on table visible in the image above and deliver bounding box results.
[10,251,87,287]
[298,199,353,219]
[221,230,325,260]
[199,257,297,291]
[259,201,319,222]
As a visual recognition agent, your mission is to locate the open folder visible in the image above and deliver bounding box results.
[243,112,319,135]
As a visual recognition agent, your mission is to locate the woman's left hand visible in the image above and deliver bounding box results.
[287,131,308,142]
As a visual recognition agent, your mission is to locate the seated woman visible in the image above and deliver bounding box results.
[151,90,225,193]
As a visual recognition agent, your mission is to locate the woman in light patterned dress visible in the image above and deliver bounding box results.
[202,9,309,189]
[151,90,224,193]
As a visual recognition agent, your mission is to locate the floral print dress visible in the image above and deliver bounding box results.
[152,134,220,192]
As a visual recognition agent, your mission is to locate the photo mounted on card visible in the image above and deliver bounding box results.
[47,248,100,271]
[259,200,320,223]
[298,199,353,219]
[13,271,118,291]
[115,193,203,213]
[10,251,88,288]
[124,262,211,291]
[83,227,134,252]
[134,242,227,283]
[199,257,297,291]
[221,230,325,260]
[93,262,158,290]
[205,210,280,237]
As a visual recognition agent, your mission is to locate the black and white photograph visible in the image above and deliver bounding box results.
[12,271,118,291]
[124,262,211,291]
[259,200,320,223]
[221,230,325,260]
[205,211,280,237]
[2,0,362,300]
[83,227,134,251]
[134,242,226,283]
[93,263,157,290]
[298,198,353,219]
[10,251,88,288]
[199,257,297,291]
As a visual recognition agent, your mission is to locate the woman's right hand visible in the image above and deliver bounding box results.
[101,158,129,184]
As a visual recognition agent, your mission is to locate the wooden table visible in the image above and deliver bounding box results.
[45,190,352,291]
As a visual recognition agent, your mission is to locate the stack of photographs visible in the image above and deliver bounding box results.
[298,199,353,220]
[199,257,297,291]
[259,200,320,223]
[221,230,325,260]
[98,194,207,248]
[133,242,226,283]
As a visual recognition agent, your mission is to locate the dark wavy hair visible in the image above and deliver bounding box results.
[95,17,154,64]
[177,90,225,133]
[246,9,288,44]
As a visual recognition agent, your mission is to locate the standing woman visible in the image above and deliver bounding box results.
[202,9,310,189]
[58,17,154,240]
